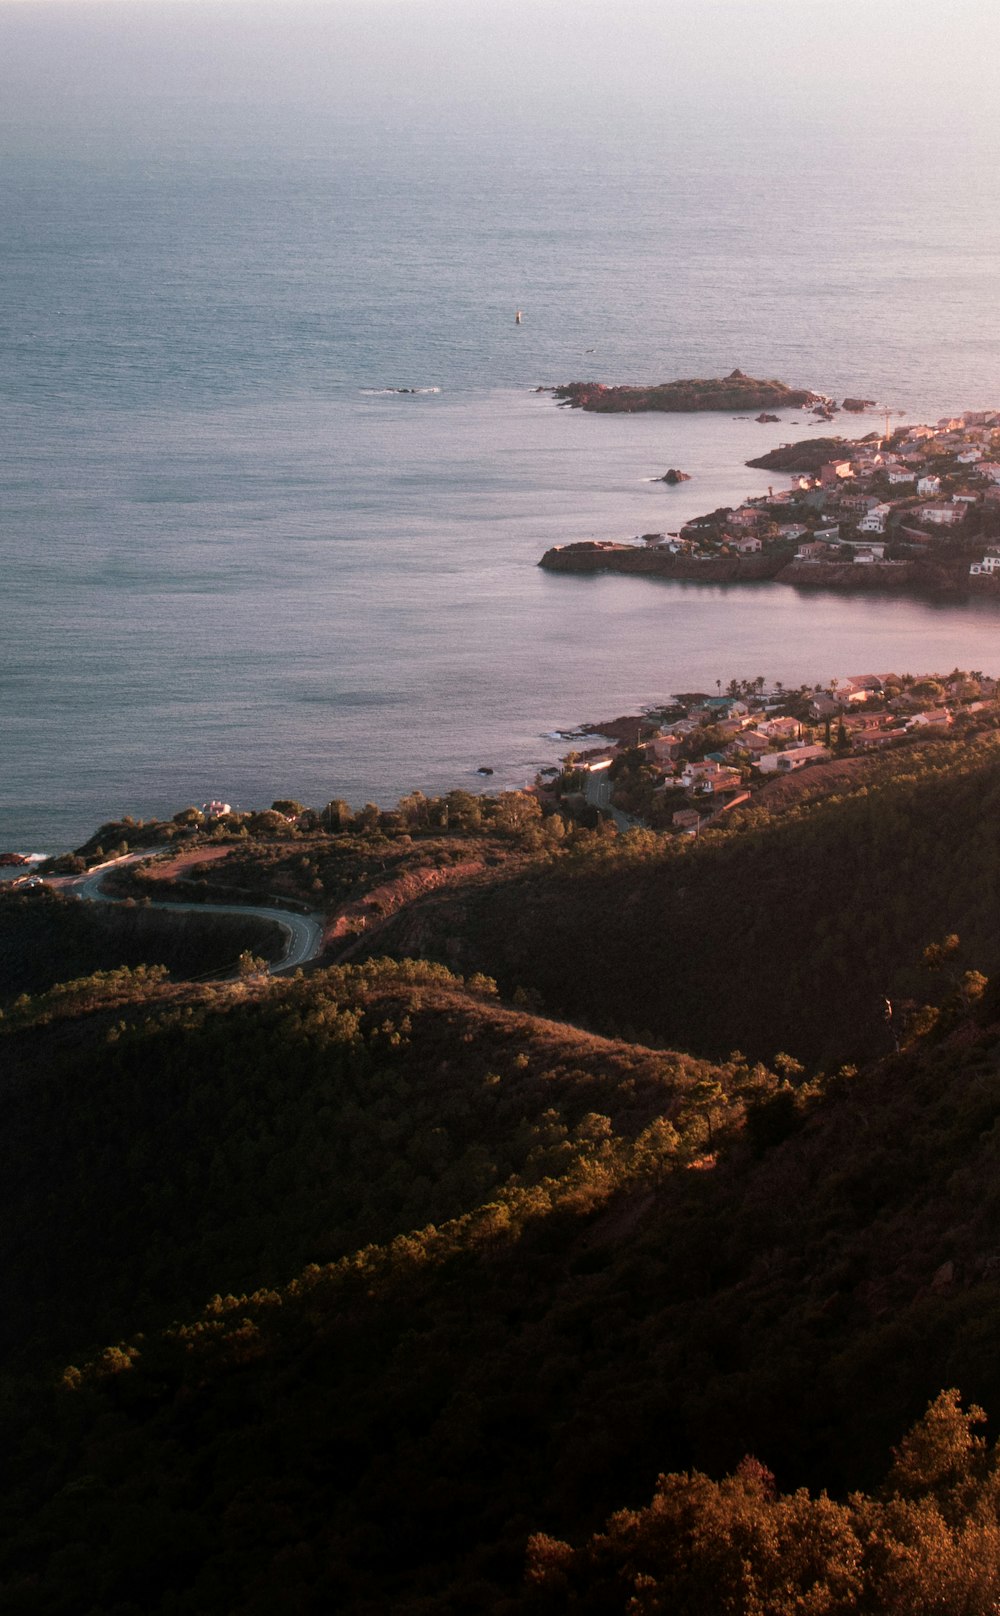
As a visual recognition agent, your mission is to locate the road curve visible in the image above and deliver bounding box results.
[59,851,325,977]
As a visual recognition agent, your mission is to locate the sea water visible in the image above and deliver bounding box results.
[3,7,1000,850]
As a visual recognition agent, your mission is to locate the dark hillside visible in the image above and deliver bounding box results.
[5,985,1000,1611]
[0,959,733,1366]
[0,886,284,1000]
[368,736,1000,1067]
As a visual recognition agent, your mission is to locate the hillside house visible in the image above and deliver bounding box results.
[841,675,885,696]
[919,504,964,526]
[858,504,892,534]
[728,507,759,531]
[701,697,749,720]
[736,731,773,756]
[757,715,803,740]
[679,760,743,794]
[916,475,941,497]
[907,710,954,731]
[671,808,703,835]
[649,734,685,765]
[795,541,828,562]
[758,744,831,774]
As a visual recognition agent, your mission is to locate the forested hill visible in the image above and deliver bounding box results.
[5,741,1000,1610]
[4,955,1000,1611]
[366,733,1000,1068]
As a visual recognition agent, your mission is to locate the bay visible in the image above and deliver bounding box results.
[3,34,1000,850]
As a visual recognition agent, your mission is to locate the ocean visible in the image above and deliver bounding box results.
[3,3,1000,850]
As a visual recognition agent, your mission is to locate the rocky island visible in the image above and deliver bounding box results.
[551,368,823,413]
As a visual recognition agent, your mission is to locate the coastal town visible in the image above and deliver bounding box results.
[548,666,998,834]
[540,406,1000,596]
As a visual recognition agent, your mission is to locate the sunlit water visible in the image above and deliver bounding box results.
[3,115,1000,849]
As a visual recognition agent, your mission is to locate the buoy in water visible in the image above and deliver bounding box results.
[514,309,522,325]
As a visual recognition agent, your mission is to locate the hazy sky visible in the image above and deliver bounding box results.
[1,1,998,156]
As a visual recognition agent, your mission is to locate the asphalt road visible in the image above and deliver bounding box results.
[584,772,646,833]
[60,852,325,976]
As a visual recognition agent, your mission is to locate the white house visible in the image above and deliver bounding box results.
[759,744,831,773]
[887,467,916,485]
[970,553,1000,576]
[858,504,891,534]
[919,504,964,526]
[916,475,941,497]
[906,710,953,730]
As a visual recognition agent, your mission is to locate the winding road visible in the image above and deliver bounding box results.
[58,851,326,977]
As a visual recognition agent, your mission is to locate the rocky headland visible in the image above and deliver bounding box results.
[538,541,999,600]
[538,542,780,583]
[551,369,823,414]
[745,435,874,473]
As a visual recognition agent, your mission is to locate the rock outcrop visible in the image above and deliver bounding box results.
[551,371,823,414]
[745,436,849,472]
[538,542,781,582]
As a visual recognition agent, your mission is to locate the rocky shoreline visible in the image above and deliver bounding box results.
[551,369,823,414]
[538,541,1000,600]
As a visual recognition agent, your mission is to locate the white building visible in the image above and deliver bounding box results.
[758,744,831,774]
[858,504,892,534]
[919,504,964,526]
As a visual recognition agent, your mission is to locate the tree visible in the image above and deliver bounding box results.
[324,800,353,832]
[237,951,268,978]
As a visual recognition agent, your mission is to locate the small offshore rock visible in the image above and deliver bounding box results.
[659,468,691,484]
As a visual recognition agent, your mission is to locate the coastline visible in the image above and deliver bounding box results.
[538,542,1000,601]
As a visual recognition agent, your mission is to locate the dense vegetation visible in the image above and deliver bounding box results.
[5,741,1000,1611]
[0,886,283,1000]
[368,734,1000,1067]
